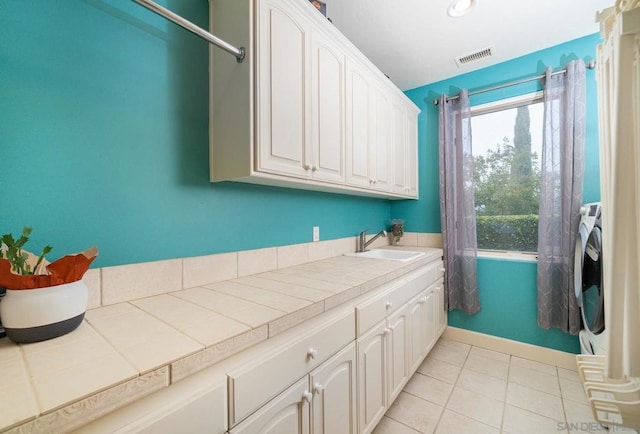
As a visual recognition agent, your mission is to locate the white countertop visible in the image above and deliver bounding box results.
[0,246,443,433]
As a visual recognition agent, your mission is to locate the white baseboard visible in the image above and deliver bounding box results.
[442,326,579,371]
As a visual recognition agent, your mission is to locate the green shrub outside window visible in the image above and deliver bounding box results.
[475,215,538,253]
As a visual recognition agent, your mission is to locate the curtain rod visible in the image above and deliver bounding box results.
[132,0,245,63]
[433,60,596,105]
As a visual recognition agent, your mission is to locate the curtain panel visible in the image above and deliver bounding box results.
[438,90,480,315]
[537,60,586,334]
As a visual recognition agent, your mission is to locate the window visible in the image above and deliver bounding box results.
[470,93,543,253]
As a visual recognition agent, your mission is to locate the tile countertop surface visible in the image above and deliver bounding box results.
[0,246,443,433]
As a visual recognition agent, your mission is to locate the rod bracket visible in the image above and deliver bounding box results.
[236,47,246,63]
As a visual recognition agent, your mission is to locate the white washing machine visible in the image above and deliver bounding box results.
[574,202,607,355]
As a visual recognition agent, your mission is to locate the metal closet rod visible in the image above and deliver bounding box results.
[433,60,596,105]
[132,0,245,62]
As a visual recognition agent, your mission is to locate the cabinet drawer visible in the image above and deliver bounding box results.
[417,259,444,283]
[228,310,355,426]
[356,265,436,336]
[434,260,445,281]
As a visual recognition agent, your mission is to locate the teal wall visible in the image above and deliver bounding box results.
[392,34,603,354]
[0,1,392,268]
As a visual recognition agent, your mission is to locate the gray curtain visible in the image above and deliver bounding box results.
[438,90,480,314]
[537,60,586,334]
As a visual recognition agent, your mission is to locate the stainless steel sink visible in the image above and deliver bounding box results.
[345,249,425,262]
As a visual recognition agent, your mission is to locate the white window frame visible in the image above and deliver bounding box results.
[470,91,544,262]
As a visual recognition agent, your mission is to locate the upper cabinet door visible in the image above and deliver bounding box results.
[391,99,408,194]
[390,98,419,198]
[406,110,419,198]
[310,28,346,184]
[370,82,393,192]
[345,58,371,188]
[257,0,311,178]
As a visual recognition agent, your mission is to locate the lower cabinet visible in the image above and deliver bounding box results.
[355,309,413,434]
[386,304,410,404]
[229,377,311,434]
[408,289,435,375]
[231,342,357,434]
[356,268,445,434]
[433,279,447,337]
[310,343,358,434]
[356,321,388,434]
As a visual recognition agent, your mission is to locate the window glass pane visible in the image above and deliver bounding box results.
[471,101,543,253]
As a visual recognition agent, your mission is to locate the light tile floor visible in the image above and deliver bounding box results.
[374,338,639,434]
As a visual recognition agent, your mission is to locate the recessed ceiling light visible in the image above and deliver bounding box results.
[447,0,477,17]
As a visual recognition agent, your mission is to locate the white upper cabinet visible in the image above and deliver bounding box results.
[406,113,419,197]
[345,58,372,189]
[256,0,311,178]
[210,0,419,199]
[345,65,394,193]
[370,80,393,192]
[391,96,419,198]
[310,27,346,184]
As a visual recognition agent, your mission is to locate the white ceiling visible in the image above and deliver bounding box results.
[325,0,614,90]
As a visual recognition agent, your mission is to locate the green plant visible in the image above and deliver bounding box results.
[476,214,538,252]
[0,227,52,275]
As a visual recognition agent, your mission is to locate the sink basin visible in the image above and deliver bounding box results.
[345,249,425,262]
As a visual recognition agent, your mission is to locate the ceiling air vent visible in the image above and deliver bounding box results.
[455,46,494,67]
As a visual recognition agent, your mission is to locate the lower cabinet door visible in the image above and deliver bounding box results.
[230,376,310,434]
[386,306,410,404]
[408,292,426,374]
[408,289,435,375]
[356,320,387,434]
[434,279,447,338]
[309,342,357,434]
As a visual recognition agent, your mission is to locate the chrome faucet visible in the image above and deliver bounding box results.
[357,230,388,253]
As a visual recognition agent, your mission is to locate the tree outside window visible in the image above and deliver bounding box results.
[471,99,543,253]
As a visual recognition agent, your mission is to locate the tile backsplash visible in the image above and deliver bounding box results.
[84,233,443,310]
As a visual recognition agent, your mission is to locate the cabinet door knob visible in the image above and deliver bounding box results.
[440,267,445,273]
[383,327,390,335]
[302,391,313,403]
[419,296,427,304]
[311,165,317,171]
[304,164,311,171]
[307,348,318,360]
[385,301,393,310]
[313,383,324,394]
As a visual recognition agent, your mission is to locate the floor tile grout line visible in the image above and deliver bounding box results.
[556,364,571,433]
[430,341,472,433]
[500,354,512,434]
[383,414,422,433]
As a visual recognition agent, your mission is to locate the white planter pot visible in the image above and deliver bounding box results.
[0,280,88,343]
